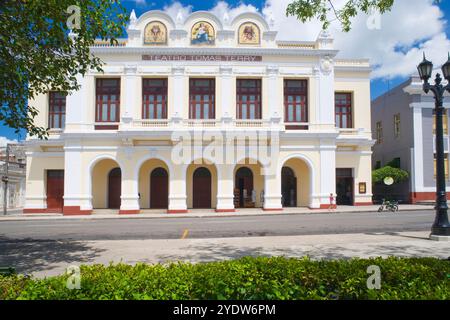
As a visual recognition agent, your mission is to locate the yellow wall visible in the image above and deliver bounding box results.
[283,158,311,206]
[92,159,120,208]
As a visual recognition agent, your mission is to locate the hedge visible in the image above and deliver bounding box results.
[1,257,449,300]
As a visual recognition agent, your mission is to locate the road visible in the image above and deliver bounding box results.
[0,210,436,241]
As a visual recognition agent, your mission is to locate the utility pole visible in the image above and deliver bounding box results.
[2,144,10,215]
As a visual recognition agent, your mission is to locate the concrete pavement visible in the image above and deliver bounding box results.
[0,204,435,221]
[0,231,448,278]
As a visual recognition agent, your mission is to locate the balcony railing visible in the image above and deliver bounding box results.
[129,119,275,129]
[133,119,170,128]
[184,119,219,128]
[337,128,364,135]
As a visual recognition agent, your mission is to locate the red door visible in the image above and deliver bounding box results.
[108,168,121,209]
[150,168,168,209]
[47,170,64,212]
[193,167,211,208]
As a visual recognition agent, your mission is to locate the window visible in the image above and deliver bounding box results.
[142,79,167,119]
[375,161,381,169]
[376,121,383,144]
[284,80,308,123]
[434,154,449,179]
[96,78,120,122]
[335,93,352,128]
[237,79,262,119]
[432,109,448,135]
[48,92,66,129]
[394,113,400,137]
[189,79,215,119]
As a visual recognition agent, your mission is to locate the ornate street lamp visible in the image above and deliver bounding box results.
[417,53,450,240]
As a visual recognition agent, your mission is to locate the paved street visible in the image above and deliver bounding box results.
[0,210,436,241]
[1,210,448,278]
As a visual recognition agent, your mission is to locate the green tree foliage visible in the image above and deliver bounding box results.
[0,0,129,138]
[372,166,409,184]
[286,0,395,32]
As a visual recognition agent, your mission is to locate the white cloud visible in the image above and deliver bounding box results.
[131,0,147,5]
[163,2,192,23]
[0,137,17,148]
[209,1,258,22]
[158,0,450,80]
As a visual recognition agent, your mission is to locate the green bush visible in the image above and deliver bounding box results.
[372,166,409,184]
[0,257,449,300]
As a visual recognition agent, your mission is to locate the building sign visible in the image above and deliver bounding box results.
[142,54,262,62]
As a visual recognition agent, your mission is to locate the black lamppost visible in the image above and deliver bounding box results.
[417,53,450,239]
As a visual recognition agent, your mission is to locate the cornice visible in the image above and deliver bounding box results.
[90,46,339,58]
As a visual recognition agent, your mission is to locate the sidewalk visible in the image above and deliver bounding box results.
[0,204,434,221]
[1,231,448,278]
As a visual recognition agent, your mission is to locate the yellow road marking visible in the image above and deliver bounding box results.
[181,229,189,239]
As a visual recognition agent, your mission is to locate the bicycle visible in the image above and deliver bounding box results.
[377,199,399,212]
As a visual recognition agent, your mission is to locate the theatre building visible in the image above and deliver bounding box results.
[24,10,373,215]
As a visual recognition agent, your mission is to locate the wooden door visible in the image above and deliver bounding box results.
[150,168,168,209]
[282,167,297,207]
[46,170,64,211]
[193,167,211,208]
[108,167,121,209]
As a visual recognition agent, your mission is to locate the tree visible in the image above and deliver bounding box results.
[372,166,409,184]
[286,0,395,32]
[0,0,129,139]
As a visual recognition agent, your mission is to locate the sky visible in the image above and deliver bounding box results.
[2,0,450,141]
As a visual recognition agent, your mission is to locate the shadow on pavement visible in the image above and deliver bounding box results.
[0,236,105,274]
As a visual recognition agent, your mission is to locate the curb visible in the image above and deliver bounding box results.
[0,207,435,222]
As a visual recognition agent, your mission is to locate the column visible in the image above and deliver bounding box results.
[121,65,138,129]
[23,151,47,213]
[168,164,188,213]
[216,164,235,212]
[315,57,335,130]
[411,105,424,201]
[119,145,140,214]
[63,141,92,215]
[317,140,336,208]
[266,66,281,119]
[219,66,233,121]
[171,66,185,122]
[262,161,283,211]
[65,74,87,132]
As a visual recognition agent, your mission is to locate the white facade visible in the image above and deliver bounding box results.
[24,10,373,215]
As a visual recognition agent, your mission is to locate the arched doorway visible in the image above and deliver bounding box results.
[280,157,312,208]
[108,167,121,209]
[235,167,254,208]
[282,167,297,207]
[193,167,211,208]
[150,167,168,209]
